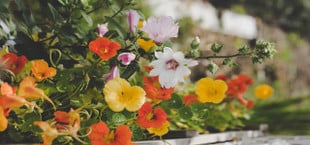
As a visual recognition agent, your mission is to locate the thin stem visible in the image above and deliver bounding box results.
[197,53,251,59]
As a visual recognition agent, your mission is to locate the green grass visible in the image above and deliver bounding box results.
[246,95,310,135]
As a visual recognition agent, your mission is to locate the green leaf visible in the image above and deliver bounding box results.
[48,3,58,21]
[121,61,139,79]
[105,16,126,39]
[167,94,183,109]
[178,106,193,119]
[81,11,93,27]
[111,113,127,125]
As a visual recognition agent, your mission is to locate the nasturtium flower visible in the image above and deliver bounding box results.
[137,38,155,52]
[127,10,140,33]
[88,121,133,145]
[227,78,247,97]
[0,82,34,116]
[237,96,255,109]
[137,102,167,128]
[142,16,179,43]
[31,59,57,81]
[89,37,121,61]
[1,53,28,73]
[103,77,146,112]
[182,94,199,106]
[195,77,228,104]
[34,121,59,145]
[146,121,170,136]
[143,76,174,101]
[117,52,136,65]
[149,47,198,88]
[255,84,273,99]
[18,76,55,109]
[97,23,109,37]
[0,107,8,132]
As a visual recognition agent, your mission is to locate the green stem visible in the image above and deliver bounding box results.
[197,52,251,59]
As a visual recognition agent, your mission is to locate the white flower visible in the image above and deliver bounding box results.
[149,47,198,88]
[141,16,179,43]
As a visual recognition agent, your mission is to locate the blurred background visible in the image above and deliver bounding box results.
[140,0,310,135]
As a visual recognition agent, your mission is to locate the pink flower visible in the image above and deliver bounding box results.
[142,16,179,43]
[103,66,120,82]
[117,52,136,65]
[97,23,108,37]
[127,10,140,33]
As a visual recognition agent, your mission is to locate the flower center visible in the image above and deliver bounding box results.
[102,130,115,143]
[101,47,108,54]
[165,59,179,70]
[146,112,154,121]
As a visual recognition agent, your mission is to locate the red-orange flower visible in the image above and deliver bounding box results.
[182,94,198,106]
[137,102,167,128]
[227,78,247,97]
[54,111,70,123]
[89,37,121,61]
[237,96,255,109]
[143,76,174,101]
[88,121,133,145]
[1,53,28,73]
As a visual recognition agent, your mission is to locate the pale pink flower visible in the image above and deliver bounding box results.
[103,66,120,82]
[142,16,179,43]
[97,23,108,37]
[149,47,198,88]
[117,52,136,65]
[127,10,140,33]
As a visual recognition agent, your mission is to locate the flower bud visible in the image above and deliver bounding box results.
[190,36,200,49]
[97,23,108,37]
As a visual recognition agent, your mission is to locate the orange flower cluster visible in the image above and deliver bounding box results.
[89,37,121,61]
[88,121,133,145]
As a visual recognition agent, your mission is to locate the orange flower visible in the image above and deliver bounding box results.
[0,107,8,132]
[1,53,28,73]
[31,59,56,81]
[18,76,55,109]
[0,82,34,116]
[227,75,253,97]
[88,121,133,145]
[237,96,255,109]
[182,94,198,106]
[255,84,273,99]
[34,121,59,145]
[137,102,167,128]
[54,111,69,123]
[89,37,121,61]
[143,76,174,101]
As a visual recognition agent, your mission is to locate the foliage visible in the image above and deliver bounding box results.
[0,0,275,144]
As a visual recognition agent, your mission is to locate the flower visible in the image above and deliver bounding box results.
[117,52,136,65]
[34,121,59,145]
[89,37,121,61]
[97,23,109,37]
[237,96,255,109]
[142,16,179,43]
[103,66,120,82]
[137,102,167,128]
[31,59,57,81]
[182,94,199,106]
[149,47,198,88]
[127,10,140,33]
[0,82,34,117]
[227,78,247,97]
[54,111,69,123]
[1,53,28,73]
[255,84,273,99]
[195,77,228,104]
[103,77,146,112]
[18,76,55,109]
[88,121,133,145]
[146,121,170,136]
[137,38,155,52]
[143,76,174,101]
[0,107,8,132]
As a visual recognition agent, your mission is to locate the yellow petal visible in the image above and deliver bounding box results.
[137,39,155,52]
[147,121,170,136]
[255,84,273,99]
[123,86,146,112]
[34,121,59,145]
[196,77,227,104]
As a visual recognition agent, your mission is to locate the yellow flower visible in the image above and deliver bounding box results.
[147,121,170,136]
[255,84,273,99]
[137,38,155,52]
[18,76,56,109]
[0,107,8,132]
[195,77,228,104]
[31,59,57,81]
[103,77,146,112]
